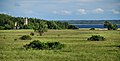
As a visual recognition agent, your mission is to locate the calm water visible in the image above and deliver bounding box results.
[72,24,120,28]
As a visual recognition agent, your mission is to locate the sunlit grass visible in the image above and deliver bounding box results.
[0,29,120,61]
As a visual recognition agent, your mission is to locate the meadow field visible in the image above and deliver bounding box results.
[0,29,120,61]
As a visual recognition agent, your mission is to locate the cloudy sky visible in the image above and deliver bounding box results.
[0,0,120,20]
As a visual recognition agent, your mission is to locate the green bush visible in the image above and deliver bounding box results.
[0,26,5,30]
[24,40,64,50]
[20,35,32,40]
[90,28,95,30]
[30,32,34,36]
[14,39,17,41]
[87,35,105,41]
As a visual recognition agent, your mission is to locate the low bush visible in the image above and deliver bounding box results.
[20,35,32,40]
[57,34,60,37]
[90,28,95,30]
[30,32,34,36]
[87,35,105,41]
[14,39,17,41]
[24,40,64,50]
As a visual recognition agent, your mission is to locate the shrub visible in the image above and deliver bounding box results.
[24,40,64,50]
[14,39,17,41]
[20,35,32,40]
[30,32,34,36]
[0,26,5,30]
[90,28,95,30]
[68,25,78,29]
[87,35,105,41]
[57,34,60,37]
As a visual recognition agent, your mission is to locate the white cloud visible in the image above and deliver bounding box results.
[61,10,71,15]
[94,8,104,13]
[77,9,86,14]
[111,9,120,14]
[53,10,71,15]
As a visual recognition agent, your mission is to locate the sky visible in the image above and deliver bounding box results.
[0,0,120,20]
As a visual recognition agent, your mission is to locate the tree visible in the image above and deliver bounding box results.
[63,22,69,29]
[34,21,48,36]
[47,21,60,29]
[104,21,118,30]
[111,24,118,30]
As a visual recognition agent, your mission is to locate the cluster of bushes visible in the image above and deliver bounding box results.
[24,40,64,50]
[20,35,32,40]
[88,35,105,41]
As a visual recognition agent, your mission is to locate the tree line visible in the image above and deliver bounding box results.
[0,14,78,30]
[63,20,120,24]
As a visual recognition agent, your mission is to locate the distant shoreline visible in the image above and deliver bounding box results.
[72,24,120,28]
[70,24,120,25]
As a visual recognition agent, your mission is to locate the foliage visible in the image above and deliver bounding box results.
[90,28,95,30]
[0,14,78,30]
[63,20,120,24]
[47,21,60,29]
[0,26,5,30]
[34,21,48,36]
[87,35,105,41]
[23,25,33,29]
[68,25,78,29]
[104,21,118,30]
[30,32,34,36]
[4,24,13,30]
[20,35,32,40]
[24,40,64,50]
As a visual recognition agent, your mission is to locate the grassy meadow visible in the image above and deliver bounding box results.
[0,29,120,61]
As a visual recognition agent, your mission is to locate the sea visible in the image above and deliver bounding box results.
[72,24,120,28]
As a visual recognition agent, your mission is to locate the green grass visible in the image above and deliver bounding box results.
[0,29,120,61]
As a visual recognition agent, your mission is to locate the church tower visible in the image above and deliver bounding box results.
[24,18,28,25]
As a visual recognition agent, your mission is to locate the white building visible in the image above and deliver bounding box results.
[15,22,17,26]
[14,22,20,29]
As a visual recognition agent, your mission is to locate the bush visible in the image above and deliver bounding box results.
[57,34,60,37]
[30,32,34,36]
[68,25,78,29]
[23,25,33,29]
[0,26,5,30]
[24,40,64,50]
[90,28,95,30]
[14,39,17,41]
[87,35,105,41]
[20,35,32,40]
